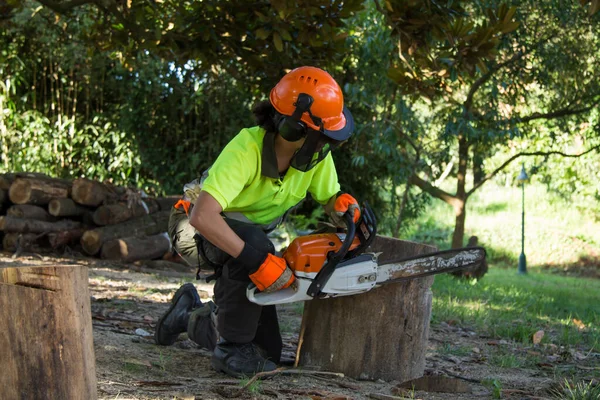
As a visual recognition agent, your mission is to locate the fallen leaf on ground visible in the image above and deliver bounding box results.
[572,319,586,330]
[532,330,544,344]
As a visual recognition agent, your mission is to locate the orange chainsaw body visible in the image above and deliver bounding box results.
[283,233,361,274]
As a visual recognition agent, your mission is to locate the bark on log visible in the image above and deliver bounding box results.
[71,178,130,207]
[7,204,56,222]
[154,196,179,211]
[0,172,50,190]
[48,198,90,217]
[8,176,72,205]
[0,216,81,233]
[0,264,97,399]
[100,232,171,262]
[296,236,437,382]
[80,210,170,255]
[48,228,88,248]
[2,233,51,253]
[92,200,158,226]
[134,259,195,274]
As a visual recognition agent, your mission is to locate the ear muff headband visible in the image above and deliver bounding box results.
[278,93,321,142]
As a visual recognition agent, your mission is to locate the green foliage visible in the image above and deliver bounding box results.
[1,0,600,242]
[552,379,600,400]
[383,1,520,98]
[482,378,503,399]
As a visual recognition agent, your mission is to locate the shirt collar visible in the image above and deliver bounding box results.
[261,130,280,179]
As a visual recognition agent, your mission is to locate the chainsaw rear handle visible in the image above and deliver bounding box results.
[306,211,357,298]
[306,202,377,298]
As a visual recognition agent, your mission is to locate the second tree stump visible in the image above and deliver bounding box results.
[296,236,436,383]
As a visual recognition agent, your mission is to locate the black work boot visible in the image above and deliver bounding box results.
[211,340,277,377]
[155,283,201,346]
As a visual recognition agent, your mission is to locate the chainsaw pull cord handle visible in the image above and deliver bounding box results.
[307,212,355,298]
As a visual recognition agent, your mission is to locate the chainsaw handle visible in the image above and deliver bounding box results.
[307,211,355,297]
[336,212,356,259]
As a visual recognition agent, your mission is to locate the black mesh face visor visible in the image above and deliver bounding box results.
[290,128,345,172]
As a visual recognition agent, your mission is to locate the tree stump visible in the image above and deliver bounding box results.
[296,236,437,382]
[0,264,97,399]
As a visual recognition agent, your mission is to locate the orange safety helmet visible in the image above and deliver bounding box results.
[269,66,354,142]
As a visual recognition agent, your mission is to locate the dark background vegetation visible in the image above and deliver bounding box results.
[1,0,599,249]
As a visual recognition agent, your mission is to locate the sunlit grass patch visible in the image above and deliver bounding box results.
[431,269,600,350]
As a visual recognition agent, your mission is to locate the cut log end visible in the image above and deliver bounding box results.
[81,230,103,255]
[7,180,31,205]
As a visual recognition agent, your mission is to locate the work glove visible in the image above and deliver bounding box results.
[329,192,361,227]
[236,242,296,293]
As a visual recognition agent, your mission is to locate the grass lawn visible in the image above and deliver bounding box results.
[403,182,600,397]
[431,269,600,350]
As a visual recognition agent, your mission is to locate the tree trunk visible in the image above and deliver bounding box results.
[7,204,56,222]
[80,210,170,255]
[100,232,171,262]
[92,200,158,226]
[451,135,470,249]
[48,198,90,217]
[296,236,437,382]
[451,198,467,249]
[0,264,97,399]
[0,216,81,234]
[8,177,71,205]
[71,178,125,207]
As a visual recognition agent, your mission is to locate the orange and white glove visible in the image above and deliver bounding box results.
[237,243,296,293]
[330,192,361,227]
[249,253,296,293]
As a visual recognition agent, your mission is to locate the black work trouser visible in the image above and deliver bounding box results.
[168,207,282,363]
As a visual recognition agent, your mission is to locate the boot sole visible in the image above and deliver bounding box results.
[154,283,201,346]
[210,355,244,378]
[210,354,277,378]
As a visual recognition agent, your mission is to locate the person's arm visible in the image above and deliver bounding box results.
[188,190,245,258]
[189,190,295,293]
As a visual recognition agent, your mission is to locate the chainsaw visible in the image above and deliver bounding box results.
[247,203,486,306]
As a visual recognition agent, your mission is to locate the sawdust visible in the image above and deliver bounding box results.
[2,251,590,399]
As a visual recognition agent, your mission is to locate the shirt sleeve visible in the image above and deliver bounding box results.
[201,130,259,210]
[308,152,341,205]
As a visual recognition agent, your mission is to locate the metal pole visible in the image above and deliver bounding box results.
[518,181,527,274]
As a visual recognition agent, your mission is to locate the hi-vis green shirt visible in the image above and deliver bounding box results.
[201,126,340,225]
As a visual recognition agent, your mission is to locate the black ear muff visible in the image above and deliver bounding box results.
[277,93,314,142]
[278,114,306,142]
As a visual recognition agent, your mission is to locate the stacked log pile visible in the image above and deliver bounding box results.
[0,172,179,263]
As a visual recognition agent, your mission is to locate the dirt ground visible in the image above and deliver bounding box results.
[3,251,598,400]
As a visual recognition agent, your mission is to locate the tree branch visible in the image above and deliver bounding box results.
[512,99,600,124]
[36,0,95,14]
[467,144,600,196]
[408,174,460,208]
[463,34,557,115]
